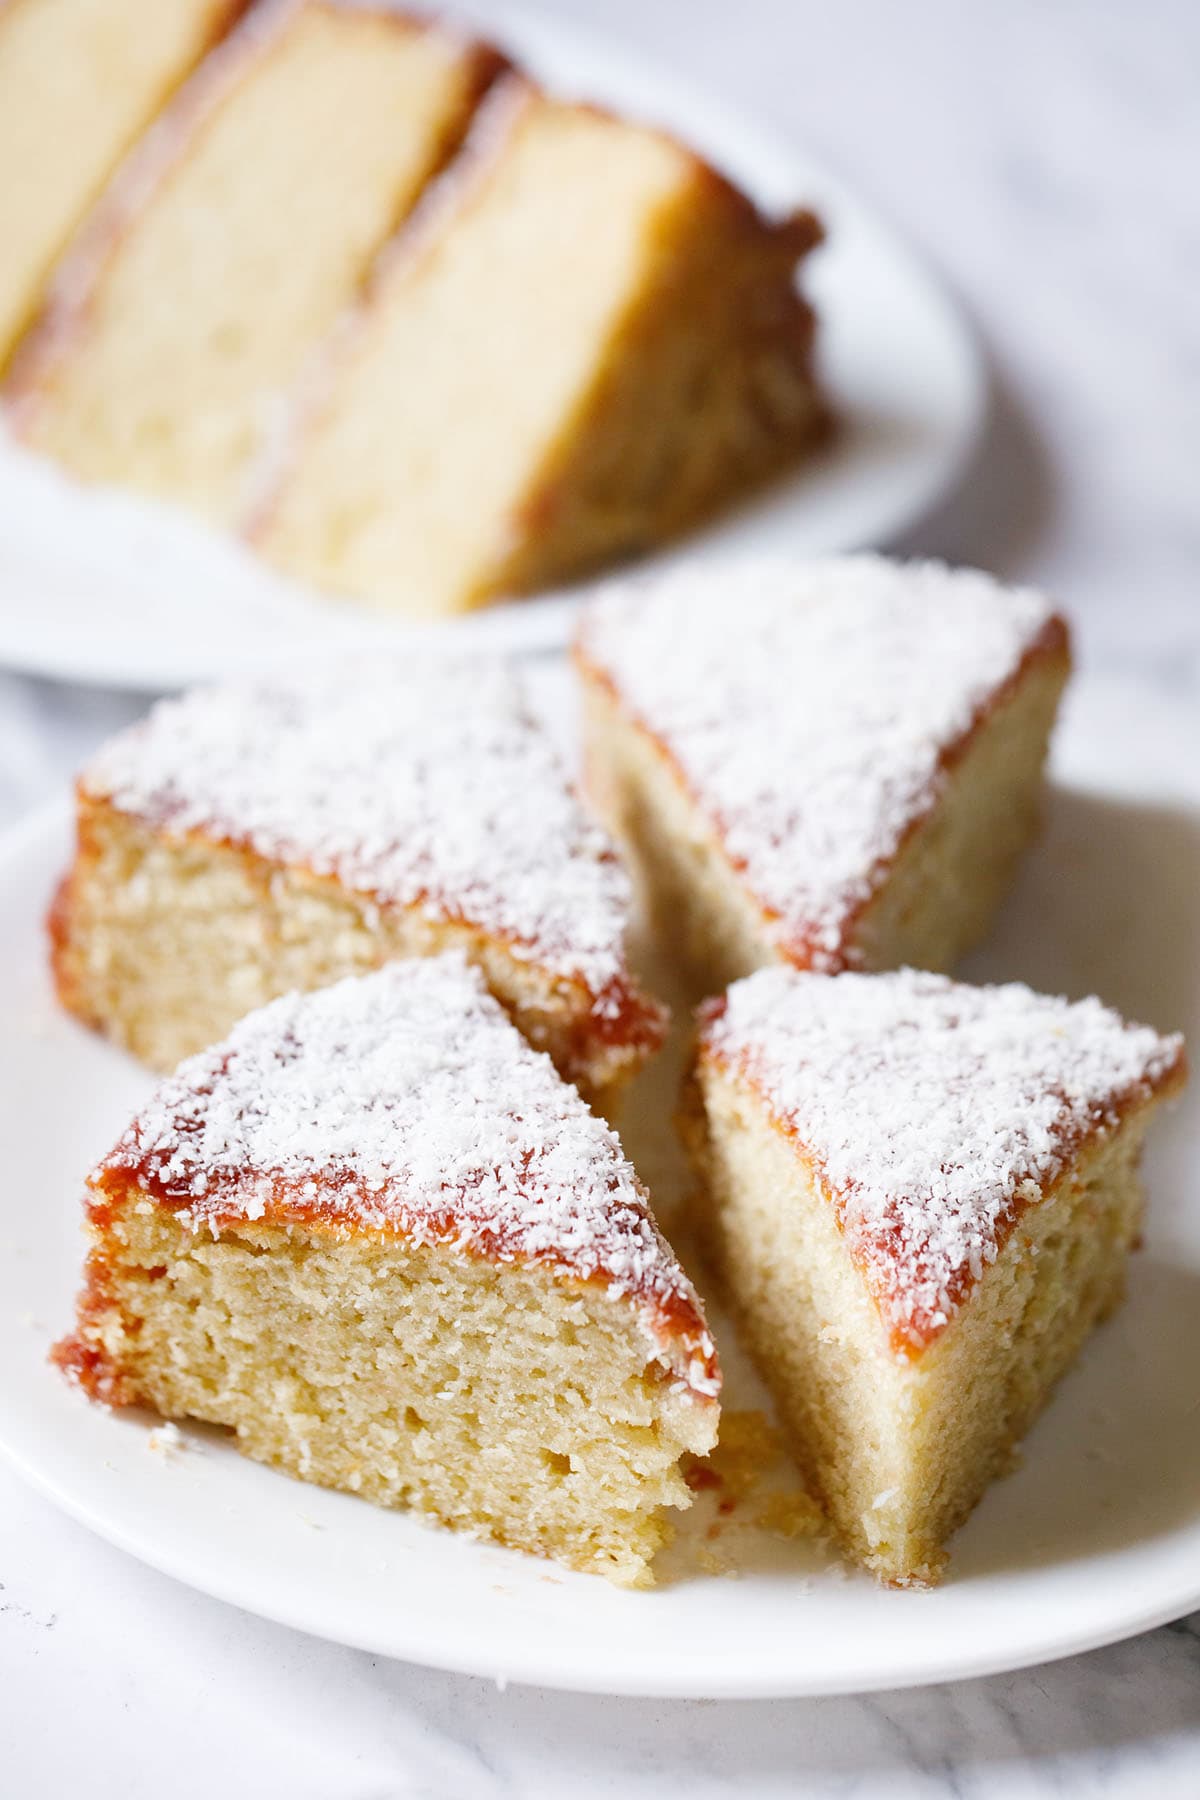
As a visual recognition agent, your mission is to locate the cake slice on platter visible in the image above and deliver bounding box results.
[0,0,248,366]
[11,0,505,521]
[574,555,1072,998]
[50,656,665,1108]
[55,957,719,1586]
[256,77,826,616]
[681,965,1186,1586]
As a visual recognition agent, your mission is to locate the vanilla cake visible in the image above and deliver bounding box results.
[256,77,826,616]
[50,657,665,1105]
[11,0,505,521]
[0,0,246,365]
[575,556,1072,996]
[682,966,1186,1585]
[55,957,720,1584]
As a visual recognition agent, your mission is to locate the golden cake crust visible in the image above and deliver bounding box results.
[48,657,666,1099]
[331,74,825,310]
[7,0,509,497]
[574,556,1072,976]
[50,792,666,1098]
[56,957,718,1404]
[0,0,252,364]
[576,620,1069,972]
[252,74,827,612]
[689,967,1187,1356]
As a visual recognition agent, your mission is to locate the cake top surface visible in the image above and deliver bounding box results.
[95,954,716,1393]
[576,555,1067,968]
[699,966,1185,1352]
[81,656,639,1011]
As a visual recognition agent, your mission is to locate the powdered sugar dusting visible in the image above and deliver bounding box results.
[702,966,1184,1351]
[578,556,1065,966]
[82,656,636,1005]
[98,956,716,1393]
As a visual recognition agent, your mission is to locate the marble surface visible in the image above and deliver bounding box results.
[2,0,1199,1793]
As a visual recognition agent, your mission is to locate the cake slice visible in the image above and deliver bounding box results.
[54,957,720,1585]
[0,0,247,366]
[50,656,665,1106]
[10,0,505,521]
[575,556,1072,997]
[682,966,1186,1585]
[255,77,825,616]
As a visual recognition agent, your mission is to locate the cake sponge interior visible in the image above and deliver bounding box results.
[66,1195,715,1587]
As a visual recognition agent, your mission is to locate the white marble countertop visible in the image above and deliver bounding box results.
[3,1,1198,1793]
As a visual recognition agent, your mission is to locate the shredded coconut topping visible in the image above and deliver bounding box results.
[578,556,1064,966]
[98,956,716,1392]
[701,966,1184,1351]
[82,656,635,1004]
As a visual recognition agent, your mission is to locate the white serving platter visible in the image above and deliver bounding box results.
[0,666,1197,1697]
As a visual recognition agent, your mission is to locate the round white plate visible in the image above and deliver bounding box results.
[0,668,1198,1697]
[0,2,982,693]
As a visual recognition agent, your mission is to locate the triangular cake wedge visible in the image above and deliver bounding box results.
[682,966,1186,1585]
[10,0,505,521]
[0,0,248,366]
[50,656,665,1107]
[55,957,719,1585]
[574,555,1072,996]
[254,78,825,616]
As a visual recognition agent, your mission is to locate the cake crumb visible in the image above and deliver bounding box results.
[697,1545,733,1577]
[147,1422,189,1458]
[684,1408,824,1558]
[754,1488,824,1540]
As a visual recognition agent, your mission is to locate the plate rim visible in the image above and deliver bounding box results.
[4,1418,1199,1700]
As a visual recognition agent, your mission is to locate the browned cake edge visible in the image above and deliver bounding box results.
[0,0,254,370]
[247,70,827,562]
[5,0,509,416]
[571,611,1072,984]
[48,784,667,1108]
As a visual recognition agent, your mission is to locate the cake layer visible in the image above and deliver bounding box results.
[12,0,505,521]
[683,966,1185,1583]
[575,555,1071,992]
[256,78,825,616]
[56,956,720,1583]
[50,656,665,1101]
[0,0,244,364]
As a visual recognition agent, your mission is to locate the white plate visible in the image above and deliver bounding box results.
[0,667,1198,1697]
[0,2,982,693]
